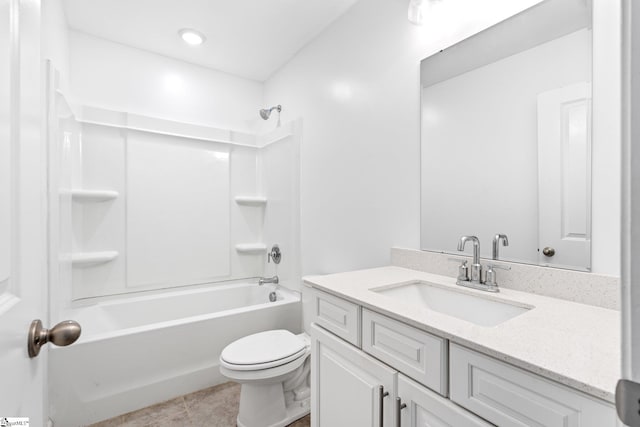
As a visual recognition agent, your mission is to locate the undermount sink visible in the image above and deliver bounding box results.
[371,280,532,327]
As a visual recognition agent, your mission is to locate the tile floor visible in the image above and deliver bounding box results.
[88,382,311,427]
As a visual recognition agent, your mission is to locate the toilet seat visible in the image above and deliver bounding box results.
[220,330,308,371]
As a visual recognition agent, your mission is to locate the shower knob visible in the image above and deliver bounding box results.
[28,319,81,358]
[268,245,282,264]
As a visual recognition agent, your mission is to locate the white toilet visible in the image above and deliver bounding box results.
[219,330,311,427]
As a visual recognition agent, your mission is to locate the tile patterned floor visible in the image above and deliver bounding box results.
[88,382,311,427]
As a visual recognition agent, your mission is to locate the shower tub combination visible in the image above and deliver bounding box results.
[48,282,301,427]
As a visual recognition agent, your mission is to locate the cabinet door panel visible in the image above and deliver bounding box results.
[311,323,395,427]
[399,374,493,427]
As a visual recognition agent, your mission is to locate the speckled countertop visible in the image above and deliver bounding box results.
[304,266,620,404]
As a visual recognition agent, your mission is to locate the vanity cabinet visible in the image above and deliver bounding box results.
[309,287,617,427]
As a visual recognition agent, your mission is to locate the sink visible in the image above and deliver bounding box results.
[371,280,532,327]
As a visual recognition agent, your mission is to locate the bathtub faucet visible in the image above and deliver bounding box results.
[259,275,279,286]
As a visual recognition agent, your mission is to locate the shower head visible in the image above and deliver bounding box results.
[259,105,282,120]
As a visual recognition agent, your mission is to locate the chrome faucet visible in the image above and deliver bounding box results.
[492,234,509,260]
[455,235,509,292]
[258,275,279,286]
[457,236,482,283]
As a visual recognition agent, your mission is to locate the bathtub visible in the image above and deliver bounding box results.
[48,282,302,427]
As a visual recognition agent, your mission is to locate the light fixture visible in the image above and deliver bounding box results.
[178,28,206,46]
[408,0,424,25]
[408,0,442,26]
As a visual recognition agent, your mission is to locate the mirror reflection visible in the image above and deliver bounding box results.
[420,0,597,271]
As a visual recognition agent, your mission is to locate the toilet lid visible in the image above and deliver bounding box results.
[221,330,306,366]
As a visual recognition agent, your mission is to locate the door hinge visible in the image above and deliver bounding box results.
[616,379,640,426]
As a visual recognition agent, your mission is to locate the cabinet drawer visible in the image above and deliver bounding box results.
[309,288,361,346]
[449,343,616,427]
[362,308,448,395]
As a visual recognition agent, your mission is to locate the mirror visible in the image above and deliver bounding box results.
[420,0,597,271]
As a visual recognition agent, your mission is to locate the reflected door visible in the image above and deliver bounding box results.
[537,82,592,269]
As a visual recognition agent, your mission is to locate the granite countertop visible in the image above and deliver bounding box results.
[303,266,620,403]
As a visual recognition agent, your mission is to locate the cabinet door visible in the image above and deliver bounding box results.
[398,374,493,427]
[311,323,396,427]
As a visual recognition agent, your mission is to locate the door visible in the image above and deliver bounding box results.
[311,324,396,427]
[537,82,592,269]
[398,374,492,427]
[0,0,48,425]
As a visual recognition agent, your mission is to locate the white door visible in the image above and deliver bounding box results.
[398,374,492,427]
[0,0,48,425]
[311,324,396,427]
[537,82,592,269]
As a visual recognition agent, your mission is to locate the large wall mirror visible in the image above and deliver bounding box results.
[420,0,603,271]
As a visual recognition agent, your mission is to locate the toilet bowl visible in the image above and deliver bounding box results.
[219,330,311,427]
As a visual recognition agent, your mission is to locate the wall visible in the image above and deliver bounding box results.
[68,31,263,132]
[264,0,543,276]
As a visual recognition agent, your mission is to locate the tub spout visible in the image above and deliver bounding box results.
[258,275,279,286]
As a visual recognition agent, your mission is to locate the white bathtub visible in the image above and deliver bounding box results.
[48,282,302,427]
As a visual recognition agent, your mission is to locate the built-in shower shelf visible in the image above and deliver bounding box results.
[234,196,267,206]
[235,244,267,254]
[70,189,119,202]
[71,251,119,267]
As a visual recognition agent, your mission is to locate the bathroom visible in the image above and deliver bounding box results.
[1,0,639,426]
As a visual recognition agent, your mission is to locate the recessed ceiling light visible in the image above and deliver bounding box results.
[178,28,206,46]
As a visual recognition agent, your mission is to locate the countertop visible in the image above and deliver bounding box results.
[303,266,620,403]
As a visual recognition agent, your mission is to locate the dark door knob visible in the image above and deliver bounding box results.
[28,319,81,358]
[542,247,556,257]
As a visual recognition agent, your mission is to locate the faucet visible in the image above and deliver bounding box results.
[457,236,482,283]
[492,234,509,260]
[455,235,509,292]
[259,275,279,286]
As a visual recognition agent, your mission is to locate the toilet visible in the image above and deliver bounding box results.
[219,330,311,427]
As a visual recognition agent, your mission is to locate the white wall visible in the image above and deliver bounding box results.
[69,31,263,132]
[264,0,542,275]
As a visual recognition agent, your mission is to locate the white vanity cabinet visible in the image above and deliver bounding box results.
[308,286,617,427]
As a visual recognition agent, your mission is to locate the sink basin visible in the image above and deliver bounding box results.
[371,280,532,327]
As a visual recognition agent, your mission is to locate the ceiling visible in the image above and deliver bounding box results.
[62,0,359,82]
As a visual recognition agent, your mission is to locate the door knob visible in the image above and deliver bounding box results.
[28,319,81,358]
[542,247,556,257]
